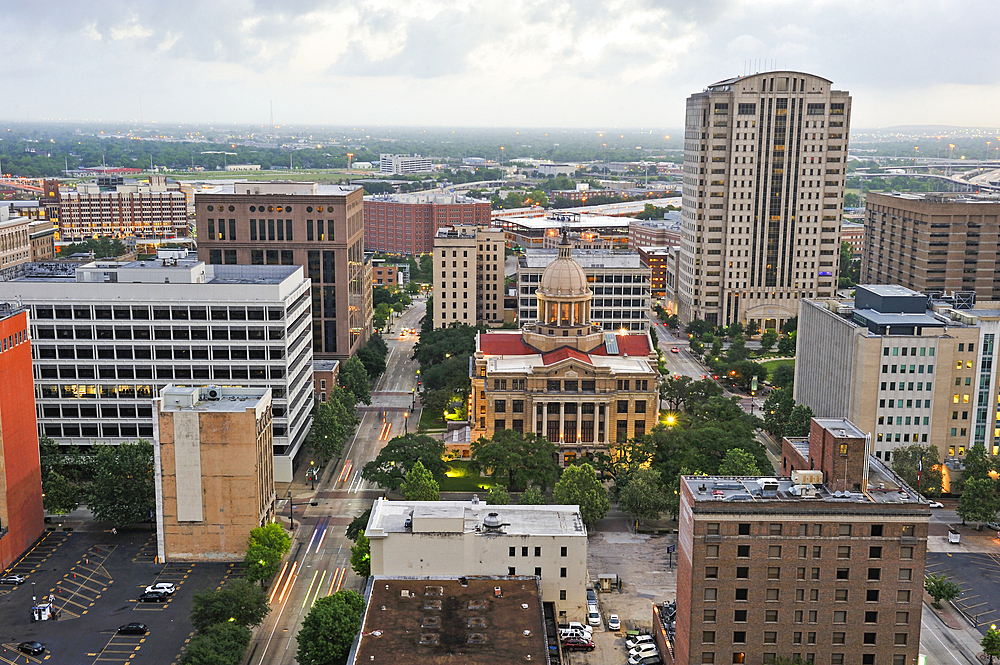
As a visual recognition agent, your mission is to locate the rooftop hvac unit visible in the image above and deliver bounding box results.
[204,385,222,400]
[791,470,823,485]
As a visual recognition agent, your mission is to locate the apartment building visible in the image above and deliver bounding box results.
[153,385,275,562]
[841,220,864,260]
[0,206,32,280]
[636,246,673,299]
[364,192,492,255]
[677,71,851,330]
[432,225,506,327]
[676,418,928,665]
[379,154,434,174]
[517,248,651,332]
[629,212,682,249]
[47,175,188,241]
[365,498,589,622]
[0,305,45,573]
[10,255,312,482]
[862,192,1000,298]
[195,181,370,359]
[795,284,1000,481]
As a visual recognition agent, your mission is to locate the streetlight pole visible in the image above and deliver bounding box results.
[287,489,294,530]
[309,460,316,491]
[404,411,409,434]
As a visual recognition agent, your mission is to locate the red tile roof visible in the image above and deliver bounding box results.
[540,347,593,365]
[590,334,652,357]
[478,331,652,358]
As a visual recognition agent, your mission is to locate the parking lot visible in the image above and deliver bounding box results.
[0,525,238,665]
[927,550,1000,634]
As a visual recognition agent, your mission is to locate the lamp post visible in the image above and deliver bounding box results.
[404,411,409,434]
[309,460,316,491]
[287,489,294,531]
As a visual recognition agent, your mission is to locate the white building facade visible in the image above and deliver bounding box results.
[379,154,434,175]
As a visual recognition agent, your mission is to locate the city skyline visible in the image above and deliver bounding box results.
[4,0,997,128]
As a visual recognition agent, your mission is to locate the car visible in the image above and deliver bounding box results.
[1,573,26,584]
[587,607,601,625]
[671,347,679,353]
[929,501,944,509]
[559,628,592,641]
[629,644,659,658]
[118,622,149,634]
[138,590,168,603]
[628,655,663,665]
[607,614,620,631]
[145,582,176,595]
[18,642,45,655]
[566,621,592,634]
[626,634,655,649]
[563,637,596,652]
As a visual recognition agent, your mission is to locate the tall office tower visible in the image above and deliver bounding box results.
[195,182,371,359]
[432,225,506,327]
[677,72,851,330]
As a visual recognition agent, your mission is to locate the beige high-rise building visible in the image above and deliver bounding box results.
[153,385,275,562]
[678,71,851,330]
[432,225,505,327]
[862,192,1000,297]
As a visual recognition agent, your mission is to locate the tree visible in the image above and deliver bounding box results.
[957,476,999,529]
[924,573,962,608]
[963,443,994,482]
[780,317,798,334]
[983,626,1000,665]
[296,590,366,665]
[346,507,372,542]
[759,330,778,353]
[762,390,796,438]
[350,533,371,578]
[486,484,511,505]
[718,449,762,476]
[771,364,795,390]
[470,430,560,492]
[617,468,670,520]
[244,543,282,586]
[361,433,448,491]
[190,579,271,631]
[248,522,292,556]
[890,444,944,497]
[518,486,547,505]
[340,356,371,405]
[307,388,360,462]
[43,470,79,515]
[786,404,815,437]
[724,336,748,363]
[86,440,155,526]
[356,333,388,380]
[181,622,251,665]
[401,460,440,501]
[552,463,610,524]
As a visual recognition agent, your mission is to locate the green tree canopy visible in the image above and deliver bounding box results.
[957,476,999,529]
[890,444,944,497]
[486,484,511,505]
[401,460,441,501]
[759,330,778,352]
[361,433,448,491]
[181,622,251,665]
[86,440,155,526]
[356,333,388,380]
[659,375,723,412]
[307,387,360,462]
[189,579,271,631]
[777,333,796,356]
[244,543,283,586]
[350,533,371,578]
[762,389,796,438]
[470,430,560,492]
[786,404,815,437]
[718,449,762,476]
[340,356,372,405]
[617,468,670,520]
[346,507,373,542]
[43,470,79,515]
[924,573,962,607]
[518,486,547,505]
[296,590,366,665]
[771,364,795,390]
[247,523,291,554]
[982,626,1000,665]
[552,463,610,524]
[963,443,994,482]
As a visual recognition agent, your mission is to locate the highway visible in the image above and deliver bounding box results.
[249,298,426,665]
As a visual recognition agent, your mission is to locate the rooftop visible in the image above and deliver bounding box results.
[519,249,644,270]
[158,385,270,413]
[12,259,299,285]
[365,499,586,538]
[351,577,549,665]
[478,330,652,358]
[496,213,629,231]
[365,192,488,205]
[195,181,360,196]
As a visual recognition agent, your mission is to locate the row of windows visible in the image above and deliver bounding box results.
[704,522,912,537]
[38,365,284,380]
[882,346,937,357]
[521,273,649,284]
[34,327,285,341]
[879,383,931,394]
[701,628,910,644]
[705,543,909,562]
[508,545,569,557]
[880,364,933,374]
[704,583,914,602]
[700,651,910,665]
[33,306,282,321]
[38,382,288,400]
[41,404,153,418]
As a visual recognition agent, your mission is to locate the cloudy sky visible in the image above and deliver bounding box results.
[6,0,998,129]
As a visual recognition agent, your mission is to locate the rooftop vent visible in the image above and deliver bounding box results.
[467,633,487,644]
[483,512,511,533]
[420,634,439,645]
[471,494,479,505]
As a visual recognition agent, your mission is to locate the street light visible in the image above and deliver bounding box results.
[404,411,409,434]
[287,489,294,531]
[309,460,316,490]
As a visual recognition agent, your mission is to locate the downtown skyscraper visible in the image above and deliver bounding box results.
[676,71,851,331]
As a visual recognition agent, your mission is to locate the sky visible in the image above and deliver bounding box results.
[5,0,999,129]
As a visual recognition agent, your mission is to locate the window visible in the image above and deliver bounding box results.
[768,545,781,558]
[736,567,749,579]
[738,545,750,557]
[534,567,541,577]
[810,589,819,601]
[868,568,882,581]
[869,546,883,559]
[509,547,516,556]
[707,523,720,535]
[838,524,852,536]
[797,567,806,581]
[704,609,717,622]
[898,589,911,602]
[707,544,720,558]
[901,525,915,536]
[766,589,780,601]
[560,546,567,557]
[508,567,516,575]
[900,546,913,560]
[832,633,845,645]
[706,567,719,579]
[559,590,566,600]
[833,611,846,623]
[894,633,908,646]
[865,611,878,623]
[767,567,780,580]
[832,655,844,665]
[703,654,716,664]
[812,568,820,580]
[813,546,822,558]
[764,632,777,644]
[835,589,848,602]
[735,588,748,600]
[863,633,877,645]
[863,656,875,665]
[871,524,884,537]
[798,546,807,558]
[769,523,783,536]
[534,546,541,557]
[560,567,567,578]
[733,631,746,644]
[703,631,716,644]
[765,610,778,622]
[734,609,747,622]
[617,400,629,413]
[738,523,751,535]
[867,590,880,602]
[837,546,850,559]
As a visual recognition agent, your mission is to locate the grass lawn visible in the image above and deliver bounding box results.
[419,408,446,431]
[439,460,494,492]
[760,358,795,377]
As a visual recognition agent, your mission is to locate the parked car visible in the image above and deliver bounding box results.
[586,588,596,604]
[928,501,944,509]
[626,634,655,649]
[118,622,149,635]
[138,590,168,603]
[629,644,660,659]
[560,629,591,642]
[145,582,176,595]
[587,606,601,626]
[1,573,26,584]
[628,655,663,665]
[607,614,620,631]
[565,621,592,634]
[18,642,45,655]
[563,637,596,652]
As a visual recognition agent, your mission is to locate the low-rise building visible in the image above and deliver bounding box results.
[432,225,506,327]
[364,192,492,255]
[0,206,32,279]
[153,385,275,562]
[636,246,673,299]
[365,498,588,622]
[496,212,629,251]
[380,154,434,175]
[313,360,340,403]
[629,212,682,249]
[29,220,56,261]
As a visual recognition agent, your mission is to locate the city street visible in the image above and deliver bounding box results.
[248,298,426,665]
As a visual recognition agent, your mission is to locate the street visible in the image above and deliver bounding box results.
[248,298,426,665]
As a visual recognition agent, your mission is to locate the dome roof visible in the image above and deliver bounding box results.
[538,235,590,298]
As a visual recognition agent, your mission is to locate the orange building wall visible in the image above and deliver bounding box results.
[0,310,44,572]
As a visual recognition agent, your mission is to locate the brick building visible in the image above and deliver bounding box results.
[676,418,929,665]
[629,213,681,249]
[363,193,491,255]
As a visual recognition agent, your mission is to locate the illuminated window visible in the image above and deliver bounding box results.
[839,444,848,456]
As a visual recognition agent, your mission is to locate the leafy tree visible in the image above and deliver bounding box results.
[356,333,388,380]
[361,433,448,491]
[248,523,292,555]
[957,476,999,529]
[346,507,372,542]
[405,280,421,295]
[684,319,714,337]
[983,626,1000,665]
[350,533,371,578]
[617,468,670,520]
[307,387,360,462]
[87,440,155,526]
[518,486,547,505]
[786,404,815,437]
[418,254,434,282]
[777,332,796,355]
[924,574,962,608]
[727,359,768,391]
[190,579,271,631]
[401,460,440,501]
[963,443,994,482]
[687,396,760,431]
[552,463,610,524]
[340,356,372,405]
[181,622,251,665]
[470,430,560,492]
[43,470,79,515]
[486,484,511,505]
[244,543,282,586]
[649,425,770,495]
[595,438,656,499]
[780,317,798,334]
[60,237,126,259]
[890,444,943,497]
[762,390,796,438]
[724,322,745,339]
[759,330,778,353]
[839,241,860,287]
[660,375,723,412]
[412,323,483,393]
[296,590,366,665]
[718,449,762,476]
[771,364,795,390]
[374,302,391,329]
[724,337,748,363]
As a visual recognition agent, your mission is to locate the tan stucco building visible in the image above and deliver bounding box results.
[432,225,506,327]
[365,498,589,622]
[153,384,275,562]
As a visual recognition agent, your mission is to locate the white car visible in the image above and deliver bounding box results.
[587,607,601,626]
[626,634,655,649]
[628,652,663,665]
[928,501,944,508]
[629,644,659,658]
[145,582,176,595]
[607,614,620,631]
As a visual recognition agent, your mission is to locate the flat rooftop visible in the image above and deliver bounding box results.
[496,214,629,230]
[366,499,586,538]
[519,249,644,269]
[158,385,270,412]
[12,260,299,285]
[351,577,549,665]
